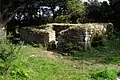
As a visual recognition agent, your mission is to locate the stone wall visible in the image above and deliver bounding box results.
[44,23,112,38]
[57,26,91,52]
[20,27,55,45]
[46,23,81,38]
[19,23,113,51]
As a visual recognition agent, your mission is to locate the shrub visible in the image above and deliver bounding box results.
[91,36,107,47]
[0,37,22,75]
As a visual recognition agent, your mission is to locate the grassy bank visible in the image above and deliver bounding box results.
[0,35,120,80]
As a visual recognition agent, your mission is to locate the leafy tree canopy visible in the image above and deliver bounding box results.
[0,0,86,26]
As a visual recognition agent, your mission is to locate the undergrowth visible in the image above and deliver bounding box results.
[0,34,119,80]
[0,37,26,79]
[70,34,120,63]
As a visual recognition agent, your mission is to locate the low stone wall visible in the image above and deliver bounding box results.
[20,27,55,45]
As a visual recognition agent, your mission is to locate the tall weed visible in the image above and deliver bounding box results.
[0,37,22,75]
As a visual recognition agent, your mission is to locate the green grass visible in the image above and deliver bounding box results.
[70,36,120,64]
[0,36,120,80]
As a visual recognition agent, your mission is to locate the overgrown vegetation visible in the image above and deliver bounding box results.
[0,0,120,79]
[0,36,26,79]
[0,34,119,80]
[90,67,117,80]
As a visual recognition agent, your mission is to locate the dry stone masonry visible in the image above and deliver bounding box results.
[57,26,91,52]
[20,27,55,45]
[19,23,113,51]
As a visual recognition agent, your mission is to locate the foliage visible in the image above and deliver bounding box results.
[54,15,69,23]
[0,0,31,26]
[0,0,119,26]
[91,36,107,47]
[0,35,119,79]
[85,0,102,20]
[8,58,30,79]
[0,37,22,75]
[68,11,86,23]
[66,0,85,23]
[91,67,117,80]
[0,0,86,26]
[67,0,85,12]
[83,0,114,23]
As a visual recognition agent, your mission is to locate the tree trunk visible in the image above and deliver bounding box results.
[51,7,57,22]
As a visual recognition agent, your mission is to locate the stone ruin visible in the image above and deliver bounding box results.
[20,23,113,52]
[57,26,91,52]
[20,27,55,45]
